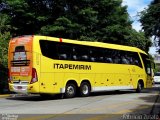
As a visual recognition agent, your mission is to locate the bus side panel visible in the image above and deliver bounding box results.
[129,66,146,89]
[92,64,134,92]
[39,57,63,94]
[28,52,40,93]
[39,73,55,93]
[54,73,65,93]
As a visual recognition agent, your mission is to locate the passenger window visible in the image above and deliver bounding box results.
[75,46,90,61]
[89,49,96,62]
[90,48,104,62]
[72,48,78,60]
[104,49,113,63]
[57,44,72,60]
[40,40,58,59]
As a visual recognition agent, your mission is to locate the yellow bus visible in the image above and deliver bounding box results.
[8,35,153,98]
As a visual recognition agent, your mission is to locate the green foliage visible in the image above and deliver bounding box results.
[0,13,11,93]
[1,0,151,51]
[0,32,10,67]
[125,29,152,52]
[2,0,133,43]
[0,13,11,67]
[140,0,160,51]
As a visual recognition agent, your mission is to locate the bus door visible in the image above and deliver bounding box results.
[145,59,153,88]
[140,53,153,88]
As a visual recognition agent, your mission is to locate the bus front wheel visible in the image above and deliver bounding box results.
[65,83,76,98]
[80,82,91,97]
[136,81,142,93]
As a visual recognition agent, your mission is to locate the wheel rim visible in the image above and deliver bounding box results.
[138,83,142,90]
[82,85,89,95]
[67,86,75,96]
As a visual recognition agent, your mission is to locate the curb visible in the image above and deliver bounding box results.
[0,94,10,98]
[152,92,160,116]
[150,90,160,119]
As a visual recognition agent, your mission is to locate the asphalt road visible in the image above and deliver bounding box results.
[0,85,160,120]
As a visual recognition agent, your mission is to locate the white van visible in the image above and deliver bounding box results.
[154,72,160,84]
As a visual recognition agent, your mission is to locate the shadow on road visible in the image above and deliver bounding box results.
[6,86,160,101]
[6,90,137,101]
[122,86,160,120]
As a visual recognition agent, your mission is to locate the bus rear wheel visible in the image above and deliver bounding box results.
[65,83,76,98]
[80,82,91,97]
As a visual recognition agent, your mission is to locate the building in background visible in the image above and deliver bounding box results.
[154,54,160,71]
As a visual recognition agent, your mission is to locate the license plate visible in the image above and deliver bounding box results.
[17,86,22,89]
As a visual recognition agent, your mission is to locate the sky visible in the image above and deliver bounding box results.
[122,0,157,55]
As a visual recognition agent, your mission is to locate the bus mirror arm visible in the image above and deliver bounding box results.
[154,63,155,69]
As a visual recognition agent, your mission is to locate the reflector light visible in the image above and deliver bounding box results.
[59,38,63,42]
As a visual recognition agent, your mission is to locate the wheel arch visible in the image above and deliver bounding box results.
[65,80,78,90]
[138,79,144,89]
[80,79,92,90]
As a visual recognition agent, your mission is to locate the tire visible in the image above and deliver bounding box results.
[80,82,91,97]
[65,83,76,98]
[136,81,142,93]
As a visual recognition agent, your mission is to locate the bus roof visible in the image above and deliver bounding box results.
[14,35,147,55]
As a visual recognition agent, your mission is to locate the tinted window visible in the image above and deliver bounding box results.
[39,40,58,59]
[57,44,72,60]
[128,52,142,67]
[74,45,90,61]
[140,53,151,75]
[39,40,143,67]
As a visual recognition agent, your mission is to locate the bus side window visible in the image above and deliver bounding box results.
[112,50,121,64]
[105,58,113,63]
[89,49,96,62]
[40,40,59,59]
[104,49,113,63]
[121,51,130,64]
[127,52,142,67]
[95,48,105,62]
[72,48,77,61]
[59,54,67,60]
[57,43,72,60]
[76,45,90,61]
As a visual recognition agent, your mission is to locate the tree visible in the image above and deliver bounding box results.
[125,29,152,52]
[40,0,133,44]
[2,0,131,42]
[140,0,160,52]
[0,13,11,93]
[2,0,152,51]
